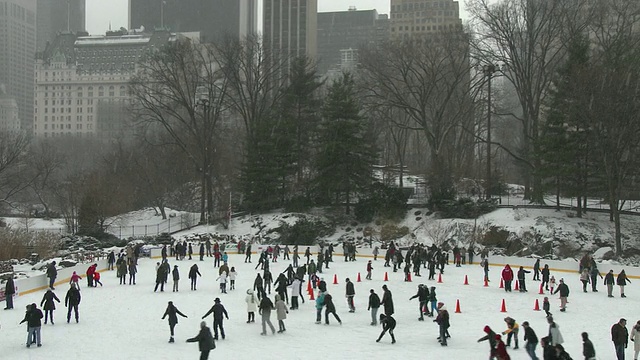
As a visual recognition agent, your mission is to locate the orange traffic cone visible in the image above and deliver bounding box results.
[484,278,489,287]
[437,273,443,283]
[464,275,469,285]
[307,279,313,295]
[500,299,507,313]
[539,283,544,294]
[455,299,461,313]
[534,299,540,311]
[357,272,361,282]
[384,272,389,281]
[333,274,338,285]
[514,280,520,291]
[309,290,315,300]
[499,278,504,289]
[406,273,412,282]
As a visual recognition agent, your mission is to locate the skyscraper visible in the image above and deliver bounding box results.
[129,0,257,42]
[0,0,37,132]
[36,0,86,51]
[390,0,462,39]
[263,0,318,59]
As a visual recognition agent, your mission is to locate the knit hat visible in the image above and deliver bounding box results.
[483,325,492,333]
[214,298,220,303]
[437,302,444,309]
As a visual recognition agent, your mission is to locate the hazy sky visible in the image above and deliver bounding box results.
[86,0,468,35]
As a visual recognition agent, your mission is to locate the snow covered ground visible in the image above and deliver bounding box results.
[1,254,637,359]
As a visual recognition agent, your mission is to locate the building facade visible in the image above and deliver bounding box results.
[317,8,389,74]
[129,0,257,42]
[0,0,37,132]
[263,0,318,60]
[33,30,174,139]
[0,86,21,133]
[36,0,85,52]
[390,0,462,39]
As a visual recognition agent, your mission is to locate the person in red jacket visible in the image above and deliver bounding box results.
[93,272,103,287]
[502,264,514,292]
[495,334,511,360]
[86,264,97,287]
[366,261,373,280]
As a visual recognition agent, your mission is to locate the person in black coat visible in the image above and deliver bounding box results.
[187,321,215,360]
[380,285,394,316]
[162,301,188,343]
[376,314,396,344]
[541,264,551,291]
[368,289,381,326]
[518,266,531,292]
[409,284,429,321]
[202,298,229,340]
[478,325,498,359]
[254,273,265,300]
[540,336,558,360]
[522,321,539,359]
[323,293,342,325]
[552,279,570,312]
[345,278,355,312]
[274,273,289,304]
[20,303,43,347]
[40,289,60,325]
[318,278,327,292]
[582,332,596,360]
[46,261,57,290]
[4,275,15,309]
[107,251,116,270]
[434,302,450,346]
[189,264,201,291]
[64,283,81,323]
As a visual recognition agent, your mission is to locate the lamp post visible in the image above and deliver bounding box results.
[160,1,167,29]
[483,63,497,200]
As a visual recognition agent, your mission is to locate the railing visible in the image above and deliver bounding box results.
[104,212,200,238]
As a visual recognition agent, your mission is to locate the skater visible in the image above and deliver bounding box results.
[324,293,342,325]
[481,257,489,283]
[547,316,564,346]
[162,301,187,343]
[611,318,628,360]
[540,337,555,360]
[522,321,539,360]
[605,270,616,297]
[315,290,325,324]
[189,264,201,291]
[258,295,276,335]
[373,246,379,261]
[69,271,82,289]
[590,265,603,292]
[188,243,193,260]
[64,283,81,323]
[582,332,596,360]
[20,303,43,348]
[86,263,97,287]
[617,270,631,298]
[478,325,498,359]
[245,289,257,323]
[380,285,394,316]
[555,344,573,360]
[154,261,169,292]
[274,294,288,333]
[366,260,373,280]
[128,259,137,285]
[368,289,381,326]
[40,289,60,325]
[199,243,205,261]
[202,298,229,340]
[517,266,530,292]
[254,273,265,300]
[46,261,57,290]
[428,286,438,317]
[502,264,514,292]
[434,302,450,346]
[580,268,590,293]
[186,321,215,360]
[549,276,557,294]
[229,267,237,291]
[409,284,429,321]
[495,334,510,359]
[117,258,127,285]
[290,277,301,310]
[502,317,519,349]
[346,278,355,312]
[376,314,396,344]
[541,264,550,291]
[542,297,552,317]
[533,259,541,281]
[172,265,180,292]
[245,243,252,263]
[263,270,273,295]
[107,250,116,270]
[552,278,569,312]
[93,272,102,287]
[630,320,640,360]
[216,272,228,294]
[4,274,15,309]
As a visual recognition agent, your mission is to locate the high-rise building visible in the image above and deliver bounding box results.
[129,0,257,42]
[33,29,176,139]
[36,0,86,51]
[0,0,37,132]
[390,0,462,39]
[263,0,318,60]
[317,7,389,74]
[0,85,21,133]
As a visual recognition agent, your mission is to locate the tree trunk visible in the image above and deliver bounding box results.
[199,170,206,224]
[206,172,214,225]
[159,205,167,220]
[576,195,582,217]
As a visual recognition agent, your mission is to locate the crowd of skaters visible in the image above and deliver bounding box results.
[3,238,640,360]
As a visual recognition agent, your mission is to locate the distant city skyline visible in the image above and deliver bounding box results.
[86,0,468,35]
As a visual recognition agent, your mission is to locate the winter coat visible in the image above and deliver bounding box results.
[524,326,538,344]
[172,268,180,281]
[617,272,630,286]
[324,293,336,312]
[117,261,127,277]
[583,338,596,359]
[187,326,215,352]
[40,290,60,310]
[553,283,570,297]
[308,262,317,274]
[245,290,258,312]
[290,279,301,297]
[346,281,355,296]
[368,292,380,309]
[219,264,229,276]
[259,297,274,316]
[46,262,57,279]
[229,271,237,281]
[579,269,590,282]
[495,337,511,360]
[20,306,43,327]
[548,322,564,346]
[380,289,394,315]
[217,273,227,284]
[435,307,450,328]
[70,272,82,284]
[128,262,137,275]
[189,265,201,279]
[275,298,288,320]
[517,268,530,281]
[631,325,640,352]
[478,326,498,356]
[604,272,615,285]
[410,286,429,302]
[502,265,514,281]
[611,323,629,346]
[555,350,572,360]
[254,275,264,291]
[315,292,325,310]
[541,267,550,281]
[381,315,396,331]
[5,277,15,295]
[65,287,81,307]
[203,303,228,320]
[318,280,327,292]
[162,304,187,325]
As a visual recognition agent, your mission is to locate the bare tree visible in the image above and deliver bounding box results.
[421,219,454,247]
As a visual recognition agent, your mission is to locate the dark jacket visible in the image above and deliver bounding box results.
[324,293,336,312]
[203,303,229,321]
[611,323,628,346]
[65,287,81,307]
[523,326,539,344]
[381,315,396,331]
[20,306,43,327]
[172,268,180,281]
[410,286,429,302]
[553,283,570,297]
[478,326,498,356]
[5,277,15,295]
[380,289,394,315]
[162,304,187,325]
[188,265,201,279]
[604,272,615,285]
[46,263,57,279]
[318,280,327,292]
[187,326,215,352]
[583,338,595,358]
[346,281,355,296]
[435,308,450,328]
[368,293,380,309]
[517,268,531,281]
[259,297,274,314]
[40,290,60,310]
[616,272,630,286]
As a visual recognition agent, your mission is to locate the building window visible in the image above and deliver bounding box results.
[98,86,104,97]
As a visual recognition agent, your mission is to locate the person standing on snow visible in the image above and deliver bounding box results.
[368,289,381,326]
[541,264,551,291]
[245,289,257,323]
[172,265,180,292]
[323,293,342,325]
[552,279,570,312]
[186,321,215,360]
[4,274,15,309]
[630,320,640,360]
[346,278,356,313]
[522,321,539,360]
[580,268,590,293]
[40,289,60,325]
[46,261,57,290]
[290,277,301,310]
[547,316,564,347]
[409,284,429,321]
[117,259,127,285]
[162,301,187,343]
[605,270,616,297]
[434,302,450,346]
[376,314,396,344]
[582,332,596,360]
[202,298,229,340]
[533,259,541,281]
[380,285,394,316]
[478,325,498,359]
[502,264,514,292]
[274,294,288,333]
[128,259,137,285]
[258,295,276,335]
[189,264,201,291]
[517,266,530,292]
[64,283,81,323]
[611,318,629,360]
[20,303,43,348]
[502,317,520,349]
[617,270,631,298]
[229,267,237,291]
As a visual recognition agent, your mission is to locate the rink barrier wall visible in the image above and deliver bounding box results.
[149,246,640,279]
[15,260,109,297]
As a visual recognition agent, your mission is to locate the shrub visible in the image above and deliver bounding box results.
[0,229,61,261]
[276,218,334,246]
[435,198,498,219]
[380,223,410,242]
[355,182,408,222]
[284,196,314,213]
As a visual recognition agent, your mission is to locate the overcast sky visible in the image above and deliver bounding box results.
[86,0,469,35]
